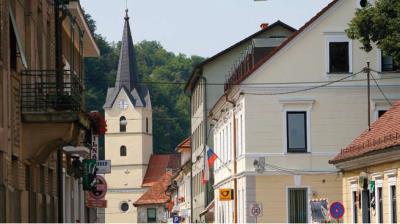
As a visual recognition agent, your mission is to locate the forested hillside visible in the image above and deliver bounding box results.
[83,13,204,153]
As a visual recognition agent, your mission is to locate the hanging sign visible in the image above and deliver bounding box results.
[91,134,99,160]
[83,159,97,191]
[219,188,234,201]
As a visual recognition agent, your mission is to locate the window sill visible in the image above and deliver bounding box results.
[326,72,352,75]
[286,151,310,154]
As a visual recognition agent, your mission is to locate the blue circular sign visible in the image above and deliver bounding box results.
[330,201,345,219]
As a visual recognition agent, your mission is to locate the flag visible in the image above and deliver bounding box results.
[202,147,218,184]
[207,147,218,167]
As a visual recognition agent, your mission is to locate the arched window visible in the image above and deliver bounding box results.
[146,117,149,133]
[120,116,127,132]
[120,145,127,156]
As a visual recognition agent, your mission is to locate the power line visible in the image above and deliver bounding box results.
[242,70,364,96]
[83,72,400,86]
[371,72,393,106]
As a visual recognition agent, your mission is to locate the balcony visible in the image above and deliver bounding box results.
[21,70,85,123]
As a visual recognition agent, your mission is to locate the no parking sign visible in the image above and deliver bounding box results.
[330,201,345,220]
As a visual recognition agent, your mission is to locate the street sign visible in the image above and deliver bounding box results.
[89,175,108,199]
[249,202,263,217]
[96,160,111,174]
[330,201,345,220]
[86,197,107,208]
[219,188,234,201]
[172,215,180,223]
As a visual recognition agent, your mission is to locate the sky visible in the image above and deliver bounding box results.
[81,0,332,58]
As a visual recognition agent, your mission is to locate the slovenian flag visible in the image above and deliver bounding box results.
[202,147,218,184]
[207,147,218,167]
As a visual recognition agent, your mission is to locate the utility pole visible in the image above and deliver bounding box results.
[367,62,371,131]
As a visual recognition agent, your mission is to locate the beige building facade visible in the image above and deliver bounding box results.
[185,21,295,222]
[104,10,153,223]
[212,0,400,223]
[0,0,98,222]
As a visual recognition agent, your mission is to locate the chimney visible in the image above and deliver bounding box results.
[260,23,269,30]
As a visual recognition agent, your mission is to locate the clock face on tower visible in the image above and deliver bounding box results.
[118,99,128,110]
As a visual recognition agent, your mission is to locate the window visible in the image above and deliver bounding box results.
[352,191,358,223]
[120,202,129,213]
[119,116,127,132]
[120,146,127,156]
[378,110,387,118]
[146,117,149,133]
[287,112,307,152]
[9,18,17,70]
[288,188,308,223]
[377,186,383,223]
[391,185,397,223]
[147,208,157,223]
[382,53,399,72]
[329,42,349,73]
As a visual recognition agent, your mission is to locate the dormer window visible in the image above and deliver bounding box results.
[120,116,127,132]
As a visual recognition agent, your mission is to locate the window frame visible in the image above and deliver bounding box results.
[390,184,397,224]
[286,111,308,153]
[120,145,127,157]
[325,34,353,75]
[119,116,127,132]
[287,187,309,223]
[147,207,157,223]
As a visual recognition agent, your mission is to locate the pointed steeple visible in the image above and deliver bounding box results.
[115,9,139,90]
[103,10,151,109]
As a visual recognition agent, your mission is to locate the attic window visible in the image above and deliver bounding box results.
[326,34,352,74]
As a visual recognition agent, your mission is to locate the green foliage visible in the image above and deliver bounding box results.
[83,13,204,153]
[346,0,400,61]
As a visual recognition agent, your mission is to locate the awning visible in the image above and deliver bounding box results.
[8,0,27,68]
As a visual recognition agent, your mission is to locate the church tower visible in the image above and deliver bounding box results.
[103,10,153,222]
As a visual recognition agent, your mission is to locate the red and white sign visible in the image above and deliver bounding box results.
[89,175,108,199]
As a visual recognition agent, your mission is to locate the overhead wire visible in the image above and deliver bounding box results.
[370,71,393,106]
[83,75,400,86]
[242,69,365,96]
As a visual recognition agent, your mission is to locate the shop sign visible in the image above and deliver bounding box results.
[219,188,234,201]
[83,159,97,190]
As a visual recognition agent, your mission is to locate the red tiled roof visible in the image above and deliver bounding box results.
[227,0,340,89]
[142,154,180,187]
[330,101,400,164]
[134,172,173,206]
[176,137,191,152]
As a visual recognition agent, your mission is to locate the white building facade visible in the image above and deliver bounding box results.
[212,0,400,222]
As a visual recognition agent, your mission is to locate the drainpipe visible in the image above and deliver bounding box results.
[55,0,64,222]
[225,94,237,223]
[189,78,193,223]
[201,76,208,222]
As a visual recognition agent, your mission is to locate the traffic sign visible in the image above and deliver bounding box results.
[249,202,263,217]
[219,188,234,201]
[172,215,180,223]
[96,160,111,174]
[89,175,108,199]
[330,201,345,219]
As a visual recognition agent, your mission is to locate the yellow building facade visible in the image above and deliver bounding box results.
[331,102,400,223]
[103,10,153,223]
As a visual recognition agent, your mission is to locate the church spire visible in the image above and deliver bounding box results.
[103,10,151,109]
[115,9,139,91]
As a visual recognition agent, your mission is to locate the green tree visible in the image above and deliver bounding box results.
[346,0,400,61]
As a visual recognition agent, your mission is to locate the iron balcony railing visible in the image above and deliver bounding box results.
[21,70,83,113]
